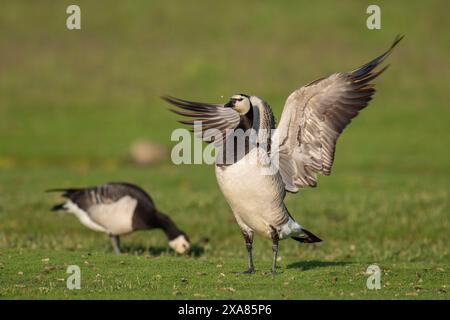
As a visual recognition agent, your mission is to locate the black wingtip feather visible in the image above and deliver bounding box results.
[162,95,218,109]
[161,95,178,104]
[354,64,390,84]
[351,35,403,80]
[391,34,405,49]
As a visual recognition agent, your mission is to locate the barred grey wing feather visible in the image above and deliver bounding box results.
[163,95,241,146]
[275,35,403,193]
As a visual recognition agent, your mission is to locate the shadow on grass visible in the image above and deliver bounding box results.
[230,261,352,274]
[122,243,205,257]
[287,260,352,271]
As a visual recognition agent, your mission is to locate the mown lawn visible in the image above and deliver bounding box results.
[0,1,449,299]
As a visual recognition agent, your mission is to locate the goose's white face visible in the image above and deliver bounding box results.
[169,235,190,254]
[225,94,251,115]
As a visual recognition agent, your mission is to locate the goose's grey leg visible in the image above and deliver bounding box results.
[110,235,121,254]
[242,231,255,274]
[270,226,279,275]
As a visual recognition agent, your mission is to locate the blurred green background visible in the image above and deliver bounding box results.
[0,1,448,299]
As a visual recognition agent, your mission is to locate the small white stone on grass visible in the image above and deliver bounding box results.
[130,140,168,166]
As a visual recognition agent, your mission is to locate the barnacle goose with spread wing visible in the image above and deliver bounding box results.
[164,36,403,274]
[48,182,190,254]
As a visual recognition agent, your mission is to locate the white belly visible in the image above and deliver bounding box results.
[215,148,290,238]
[65,196,137,235]
[88,196,137,235]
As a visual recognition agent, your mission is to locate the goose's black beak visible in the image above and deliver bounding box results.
[224,101,234,108]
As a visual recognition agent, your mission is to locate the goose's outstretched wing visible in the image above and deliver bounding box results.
[275,35,403,192]
[163,96,241,145]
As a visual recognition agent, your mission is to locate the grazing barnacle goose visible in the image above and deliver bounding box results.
[47,182,190,254]
[164,36,403,274]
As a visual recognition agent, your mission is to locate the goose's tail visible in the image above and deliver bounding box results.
[46,188,80,197]
[46,188,78,211]
[51,203,67,211]
[291,228,322,243]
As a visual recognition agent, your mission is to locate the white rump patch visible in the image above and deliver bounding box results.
[278,218,303,239]
[64,201,107,233]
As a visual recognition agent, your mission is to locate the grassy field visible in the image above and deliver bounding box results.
[0,1,449,299]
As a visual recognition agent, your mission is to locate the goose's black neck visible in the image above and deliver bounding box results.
[237,103,254,131]
[153,210,184,240]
